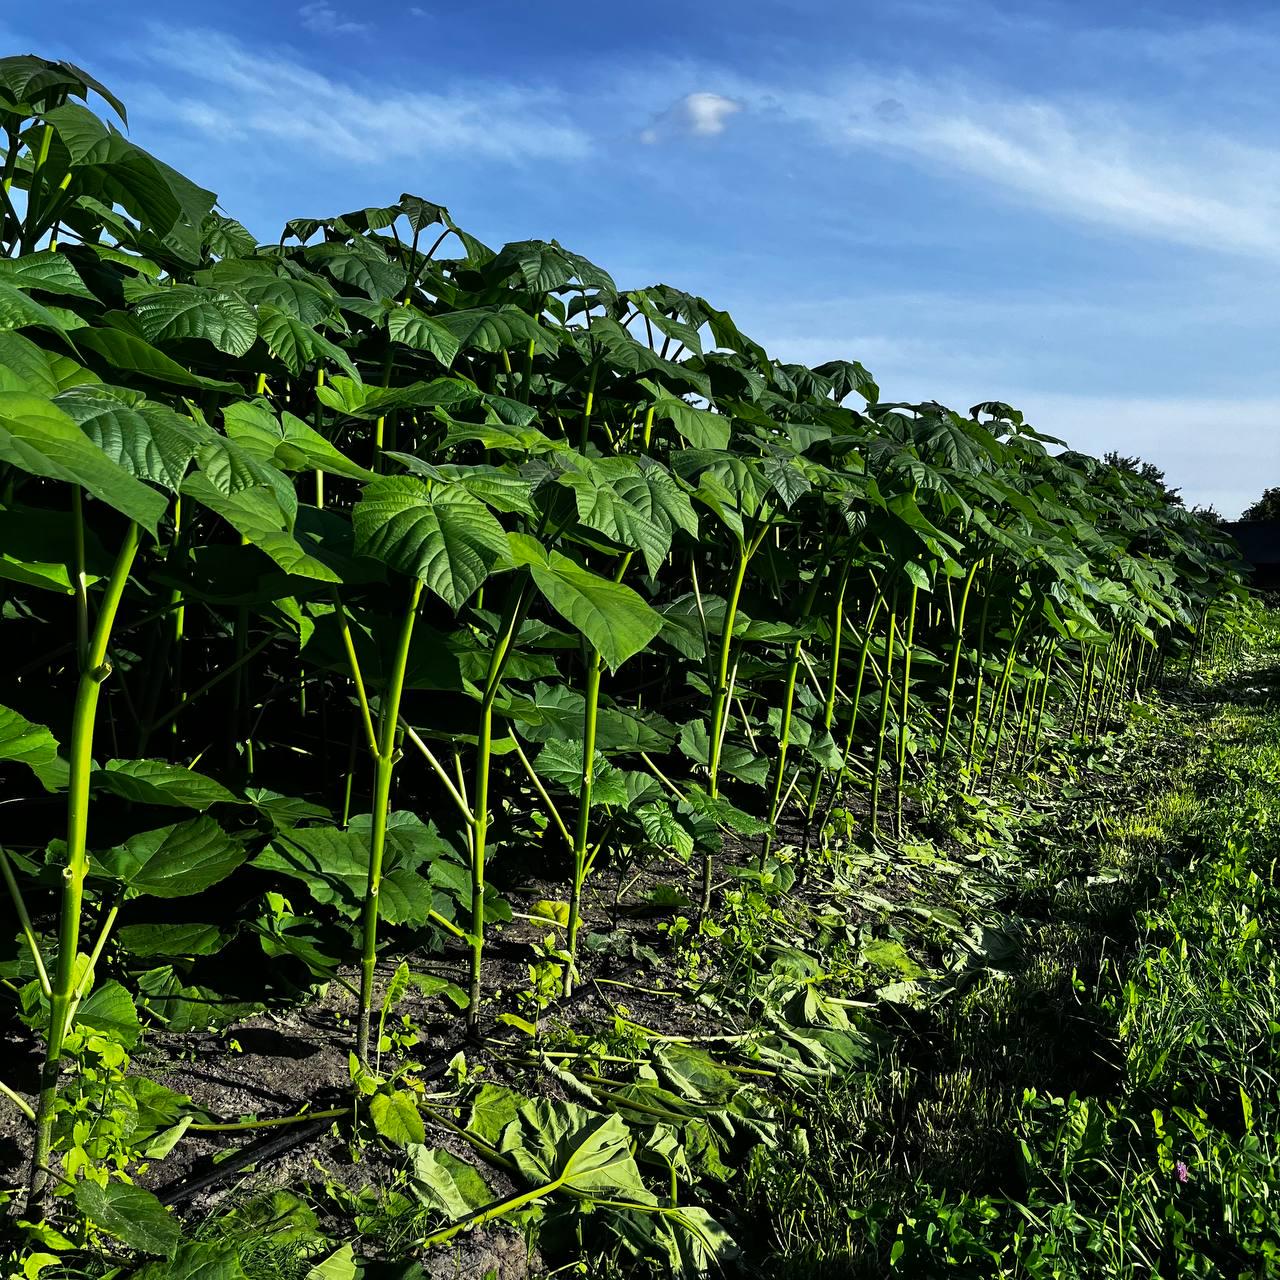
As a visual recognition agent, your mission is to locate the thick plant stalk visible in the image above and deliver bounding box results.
[563,648,602,997]
[894,582,919,839]
[467,583,531,1031]
[978,601,1031,786]
[313,368,326,507]
[354,580,422,1066]
[800,562,852,821]
[828,592,885,815]
[1029,645,1056,757]
[28,520,140,1214]
[700,531,762,919]
[762,573,823,861]
[564,554,631,994]
[964,576,993,777]
[868,585,899,841]
[938,558,982,763]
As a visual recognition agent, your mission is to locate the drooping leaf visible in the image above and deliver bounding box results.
[132,1243,247,1280]
[116,923,227,958]
[257,305,359,382]
[0,390,168,534]
[529,551,663,671]
[75,327,240,393]
[0,703,67,790]
[56,386,206,490]
[93,759,238,810]
[387,305,461,366]
[222,400,373,482]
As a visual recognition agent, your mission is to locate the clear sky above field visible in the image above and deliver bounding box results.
[5,1,1278,515]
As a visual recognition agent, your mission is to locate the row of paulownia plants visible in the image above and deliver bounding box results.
[0,57,1246,1221]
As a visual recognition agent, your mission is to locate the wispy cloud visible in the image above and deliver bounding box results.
[298,3,368,36]
[640,92,742,144]
[141,27,590,165]
[754,75,1280,261]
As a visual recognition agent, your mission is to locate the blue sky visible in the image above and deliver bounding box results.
[7,0,1280,514]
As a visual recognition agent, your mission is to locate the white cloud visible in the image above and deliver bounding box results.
[640,92,741,144]
[298,3,368,35]
[142,28,590,165]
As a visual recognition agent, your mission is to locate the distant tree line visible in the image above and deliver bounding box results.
[1241,488,1280,522]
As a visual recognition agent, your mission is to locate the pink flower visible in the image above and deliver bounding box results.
[1175,1160,1190,1184]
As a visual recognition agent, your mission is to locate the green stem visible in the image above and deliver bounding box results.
[894,582,919,840]
[355,579,423,1066]
[0,1077,34,1123]
[579,360,599,450]
[71,487,88,667]
[830,592,885,807]
[701,533,759,919]
[189,1106,350,1133]
[467,581,533,1032]
[868,584,899,842]
[763,573,824,860]
[28,520,140,1215]
[965,574,993,777]
[564,650,602,997]
[0,849,50,997]
[938,558,981,763]
[19,123,53,255]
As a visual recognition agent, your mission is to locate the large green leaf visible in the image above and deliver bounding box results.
[182,471,341,583]
[434,305,555,354]
[222,399,373,482]
[116,922,227,958]
[306,240,407,300]
[0,249,96,299]
[72,1180,181,1256]
[132,1244,247,1280]
[0,503,106,594]
[129,284,258,357]
[532,740,629,807]
[317,374,478,419]
[0,279,75,336]
[93,759,238,810]
[0,390,167,533]
[56,386,206,491]
[253,813,454,926]
[97,816,246,898]
[75,979,141,1048]
[0,703,67,790]
[530,551,663,670]
[387,305,461,366]
[353,476,507,607]
[257,305,359,381]
[0,330,99,395]
[408,1146,492,1222]
[46,100,216,261]
[501,1099,655,1202]
[75,327,241,393]
[369,1090,425,1146]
